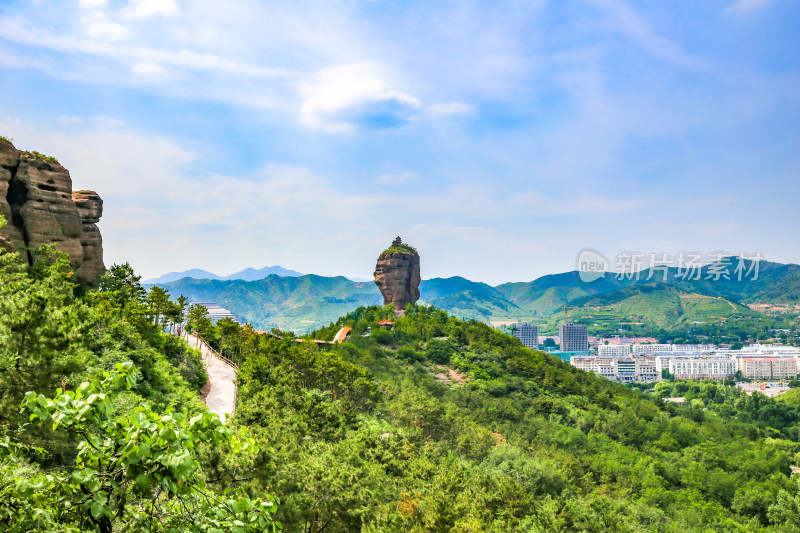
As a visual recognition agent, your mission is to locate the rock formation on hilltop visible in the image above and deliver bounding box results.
[0,138,105,283]
[72,190,105,283]
[374,236,420,310]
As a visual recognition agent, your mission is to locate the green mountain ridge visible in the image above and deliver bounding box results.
[149,259,800,333]
[567,283,761,328]
[151,274,381,331]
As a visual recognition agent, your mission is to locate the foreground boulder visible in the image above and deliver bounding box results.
[0,138,105,283]
[374,236,421,310]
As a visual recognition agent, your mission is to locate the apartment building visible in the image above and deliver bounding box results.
[631,344,717,355]
[631,344,674,355]
[737,356,798,380]
[570,355,660,382]
[512,323,539,350]
[598,344,632,356]
[656,355,735,380]
[559,323,589,351]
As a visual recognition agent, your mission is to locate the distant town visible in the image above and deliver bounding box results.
[511,322,800,392]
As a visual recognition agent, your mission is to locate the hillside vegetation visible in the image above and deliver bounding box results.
[3,241,800,531]
[221,305,800,531]
[0,244,279,531]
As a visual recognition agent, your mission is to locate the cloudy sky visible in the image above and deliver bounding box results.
[1,0,797,284]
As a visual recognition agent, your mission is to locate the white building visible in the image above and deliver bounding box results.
[598,344,632,356]
[677,344,717,352]
[571,355,660,382]
[512,323,539,350]
[192,302,238,323]
[736,356,798,380]
[631,344,674,355]
[631,343,717,355]
[656,355,735,380]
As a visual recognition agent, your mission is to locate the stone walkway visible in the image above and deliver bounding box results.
[184,334,237,420]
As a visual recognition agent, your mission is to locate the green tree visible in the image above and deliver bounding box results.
[1,362,280,532]
[218,318,241,365]
[146,286,171,329]
[0,245,90,425]
[96,263,146,310]
[768,476,800,530]
[186,304,212,345]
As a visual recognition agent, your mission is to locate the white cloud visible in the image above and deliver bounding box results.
[427,102,476,116]
[0,17,295,79]
[375,171,418,184]
[79,0,108,9]
[1,115,793,284]
[82,11,129,42]
[583,0,706,70]
[121,0,180,19]
[299,63,421,133]
[89,115,125,128]
[131,60,167,77]
[57,115,83,124]
[725,0,770,16]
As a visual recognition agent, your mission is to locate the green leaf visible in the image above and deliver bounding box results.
[135,473,152,493]
[90,501,107,519]
[138,442,151,457]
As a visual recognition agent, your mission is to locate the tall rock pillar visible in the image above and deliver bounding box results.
[374,236,421,310]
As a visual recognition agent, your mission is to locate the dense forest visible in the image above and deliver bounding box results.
[2,237,800,530]
[0,237,280,531]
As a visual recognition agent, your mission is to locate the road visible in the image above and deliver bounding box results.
[185,334,237,420]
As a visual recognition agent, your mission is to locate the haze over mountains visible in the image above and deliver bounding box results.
[144,265,303,284]
[149,259,800,333]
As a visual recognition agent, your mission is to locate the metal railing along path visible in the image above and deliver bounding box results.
[195,335,239,418]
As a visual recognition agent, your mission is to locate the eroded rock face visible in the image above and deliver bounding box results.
[374,237,421,310]
[0,139,105,283]
[72,190,105,283]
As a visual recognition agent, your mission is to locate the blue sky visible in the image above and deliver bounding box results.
[1,0,798,284]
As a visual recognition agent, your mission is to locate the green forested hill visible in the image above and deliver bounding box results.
[4,247,800,531]
[495,272,627,314]
[635,259,800,304]
[150,259,800,334]
[419,276,523,321]
[223,304,800,531]
[151,274,383,331]
[568,283,761,327]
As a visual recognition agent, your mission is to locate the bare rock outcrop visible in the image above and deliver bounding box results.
[374,237,421,310]
[72,190,105,283]
[0,138,105,283]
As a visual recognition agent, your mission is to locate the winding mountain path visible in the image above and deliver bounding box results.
[177,325,352,421]
[184,334,237,420]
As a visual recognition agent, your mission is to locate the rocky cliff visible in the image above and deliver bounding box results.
[0,138,104,283]
[374,237,420,309]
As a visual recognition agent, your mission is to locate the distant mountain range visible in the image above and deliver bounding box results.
[144,265,303,284]
[148,259,800,333]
